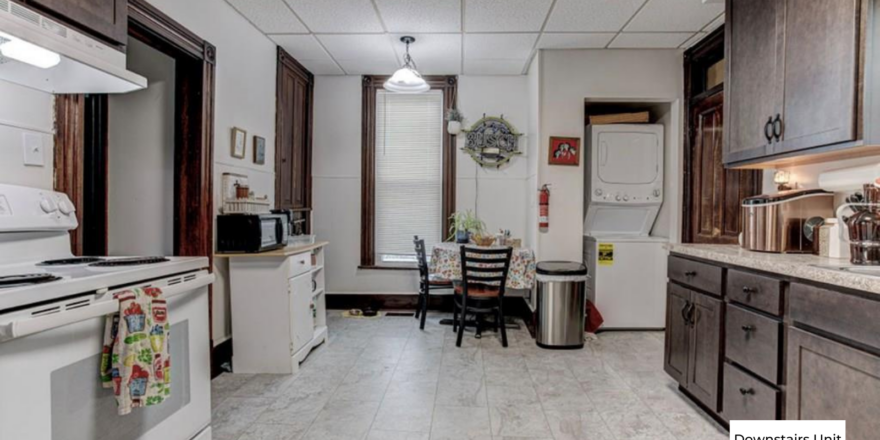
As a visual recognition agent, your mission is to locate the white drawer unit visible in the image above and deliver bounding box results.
[223,242,329,374]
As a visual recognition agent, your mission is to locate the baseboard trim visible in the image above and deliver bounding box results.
[211,338,233,379]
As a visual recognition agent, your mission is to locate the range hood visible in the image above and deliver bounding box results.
[0,0,146,94]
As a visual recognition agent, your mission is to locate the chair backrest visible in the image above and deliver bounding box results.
[413,236,429,284]
[459,246,513,297]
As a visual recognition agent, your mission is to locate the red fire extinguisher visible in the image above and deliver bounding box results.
[539,184,550,229]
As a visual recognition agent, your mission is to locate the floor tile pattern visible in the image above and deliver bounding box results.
[211,312,727,440]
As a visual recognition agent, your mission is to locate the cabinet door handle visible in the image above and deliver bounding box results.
[689,304,698,326]
[772,114,783,141]
[739,387,755,396]
[681,301,691,323]
[684,271,697,277]
[742,286,757,294]
[741,325,755,332]
[764,117,774,142]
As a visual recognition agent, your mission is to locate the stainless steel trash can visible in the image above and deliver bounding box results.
[535,261,588,349]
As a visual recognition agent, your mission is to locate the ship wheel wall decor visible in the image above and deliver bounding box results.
[461,115,523,168]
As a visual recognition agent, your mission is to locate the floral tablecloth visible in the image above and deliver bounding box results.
[430,242,537,289]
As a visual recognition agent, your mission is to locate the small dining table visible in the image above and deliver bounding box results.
[429,242,537,333]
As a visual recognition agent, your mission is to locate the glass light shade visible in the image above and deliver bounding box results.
[0,32,61,69]
[384,67,430,94]
[773,170,790,185]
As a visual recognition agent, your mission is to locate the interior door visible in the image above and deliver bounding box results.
[275,48,314,213]
[723,0,781,164]
[776,0,861,154]
[664,283,691,385]
[689,91,762,244]
[687,291,723,411]
[288,272,314,354]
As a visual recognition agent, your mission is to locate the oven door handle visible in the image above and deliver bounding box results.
[0,299,119,342]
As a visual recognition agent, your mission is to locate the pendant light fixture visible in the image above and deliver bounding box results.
[384,36,430,94]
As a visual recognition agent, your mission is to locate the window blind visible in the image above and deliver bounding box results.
[375,89,444,262]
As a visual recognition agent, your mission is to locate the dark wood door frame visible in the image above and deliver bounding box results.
[682,27,762,244]
[275,47,314,229]
[54,0,217,366]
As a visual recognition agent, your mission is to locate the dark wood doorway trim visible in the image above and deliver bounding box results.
[682,27,762,244]
[53,0,218,372]
[359,76,458,268]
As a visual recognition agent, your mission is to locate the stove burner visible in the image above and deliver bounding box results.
[0,273,62,288]
[38,257,105,266]
[89,257,170,267]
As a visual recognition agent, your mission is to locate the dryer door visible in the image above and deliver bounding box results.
[597,130,661,186]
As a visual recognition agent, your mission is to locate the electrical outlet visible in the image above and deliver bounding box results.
[22,132,44,167]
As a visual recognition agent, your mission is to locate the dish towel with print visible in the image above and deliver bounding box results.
[99,287,171,415]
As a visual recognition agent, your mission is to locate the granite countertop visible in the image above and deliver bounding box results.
[215,241,329,258]
[667,243,880,295]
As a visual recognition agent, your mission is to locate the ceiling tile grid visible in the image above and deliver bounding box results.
[225,0,726,75]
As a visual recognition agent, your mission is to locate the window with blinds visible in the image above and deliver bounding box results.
[374,89,444,264]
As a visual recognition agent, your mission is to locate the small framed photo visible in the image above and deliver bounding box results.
[253,136,266,165]
[231,127,247,159]
[549,136,580,166]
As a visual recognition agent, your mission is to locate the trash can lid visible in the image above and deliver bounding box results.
[536,261,588,276]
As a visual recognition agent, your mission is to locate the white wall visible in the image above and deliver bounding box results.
[313,75,531,295]
[0,81,54,189]
[535,50,684,261]
[526,53,542,250]
[107,39,175,256]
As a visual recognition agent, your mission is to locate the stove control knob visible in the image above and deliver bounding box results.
[40,198,57,213]
[623,195,630,202]
[615,195,622,202]
[58,200,75,215]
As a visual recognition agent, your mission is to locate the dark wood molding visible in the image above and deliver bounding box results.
[360,76,458,267]
[53,95,86,256]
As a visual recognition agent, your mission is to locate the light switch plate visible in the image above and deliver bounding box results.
[22,132,44,167]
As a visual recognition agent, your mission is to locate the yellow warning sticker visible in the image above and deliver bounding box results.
[598,243,614,266]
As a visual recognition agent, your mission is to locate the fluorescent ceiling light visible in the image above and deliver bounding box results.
[384,36,429,94]
[0,31,61,69]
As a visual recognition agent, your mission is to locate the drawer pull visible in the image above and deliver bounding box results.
[742,286,758,294]
[741,325,756,332]
[684,271,697,277]
[739,387,755,396]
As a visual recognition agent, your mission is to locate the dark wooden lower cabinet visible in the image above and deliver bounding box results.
[664,283,692,384]
[786,328,880,440]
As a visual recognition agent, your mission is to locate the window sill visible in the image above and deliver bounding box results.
[358,265,418,271]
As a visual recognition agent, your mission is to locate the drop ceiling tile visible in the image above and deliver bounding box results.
[545,0,646,32]
[375,0,461,32]
[537,33,616,49]
[464,59,528,75]
[465,0,553,32]
[464,33,538,59]
[270,34,332,60]
[226,0,308,33]
[284,0,384,33]
[626,0,724,32]
[608,32,693,48]
[336,58,402,75]
[390,33,461,74]
[703,13,724,32]
[316,34,397,62]
[300,59,346,75]
[680,32,706,49]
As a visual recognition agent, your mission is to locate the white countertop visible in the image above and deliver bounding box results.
[667,243,880,295]
[215,241,328,258]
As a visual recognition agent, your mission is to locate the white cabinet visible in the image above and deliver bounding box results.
[289,273,313,354]
[223,242,328,374]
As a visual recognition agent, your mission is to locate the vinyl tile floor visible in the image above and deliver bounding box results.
[211,311,727,440]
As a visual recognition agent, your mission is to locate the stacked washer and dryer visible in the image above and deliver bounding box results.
[583,124,668,330]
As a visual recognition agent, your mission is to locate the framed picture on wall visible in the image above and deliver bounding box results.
[253,136,266,165]
[231,127,247,159]
[549,136,580,166]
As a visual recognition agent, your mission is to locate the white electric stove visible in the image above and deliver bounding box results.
[0,183,214,440]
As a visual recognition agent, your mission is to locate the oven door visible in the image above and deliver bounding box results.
[0,272,213,440]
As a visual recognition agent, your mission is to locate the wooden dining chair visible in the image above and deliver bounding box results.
[414,236,453,330]
[454,246,513,347]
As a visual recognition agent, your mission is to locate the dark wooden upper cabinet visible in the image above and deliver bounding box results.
[776,0,860,155]
[276,48,313,213]
[723,0,875,167]
[25,0,128,46]
[723,0,780,164]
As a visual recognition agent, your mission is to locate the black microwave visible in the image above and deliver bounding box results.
[217,214,288,253]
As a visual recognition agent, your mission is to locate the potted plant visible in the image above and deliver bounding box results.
[446,108,465,135]
[449,210,484,243]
